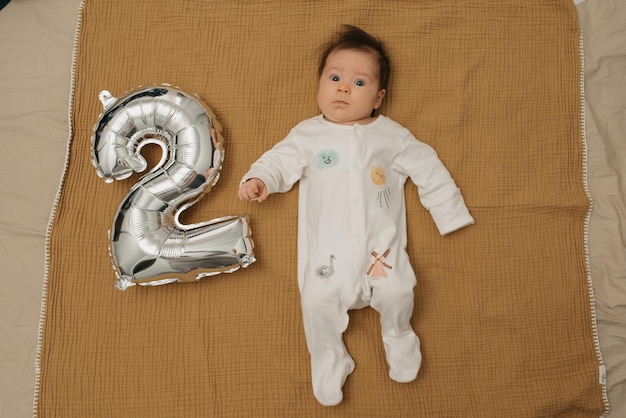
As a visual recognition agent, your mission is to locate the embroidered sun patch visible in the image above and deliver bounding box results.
[316,150,339,169]
[370,165,391,208]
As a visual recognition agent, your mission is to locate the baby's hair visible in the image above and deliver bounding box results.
[318,25,390,91]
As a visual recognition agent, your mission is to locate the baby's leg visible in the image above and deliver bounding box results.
[370,279,422,383]
[300,280,355,406]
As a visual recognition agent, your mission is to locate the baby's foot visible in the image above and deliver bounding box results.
[312,354,355,406]
[385,332,422,383]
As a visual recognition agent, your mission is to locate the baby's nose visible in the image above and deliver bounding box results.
[337,83,349,93]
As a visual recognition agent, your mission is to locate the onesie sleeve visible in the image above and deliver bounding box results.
[393,131,474,235]
[240,129,307,195]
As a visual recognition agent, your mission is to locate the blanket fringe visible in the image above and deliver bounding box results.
[579,32,611,418]
[32,1,86,416]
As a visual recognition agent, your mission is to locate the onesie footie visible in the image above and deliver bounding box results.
[385,330,422,383]
[312,352,355,406]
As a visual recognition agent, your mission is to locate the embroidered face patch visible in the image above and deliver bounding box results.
[370,165,391,208]
[316,150,339,169]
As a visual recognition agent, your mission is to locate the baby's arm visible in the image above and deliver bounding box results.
[238,178,268,202]
[239,126,305,202]
[396,131,474,235]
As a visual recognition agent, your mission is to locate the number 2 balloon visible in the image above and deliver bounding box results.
[91,85,255,290]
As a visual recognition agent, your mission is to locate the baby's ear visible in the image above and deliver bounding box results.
[374,89,386,109]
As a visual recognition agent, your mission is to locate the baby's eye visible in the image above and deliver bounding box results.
[331,75,340,82]
[354,79,365,87]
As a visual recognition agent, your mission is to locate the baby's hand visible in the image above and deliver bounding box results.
[238,178,268,202]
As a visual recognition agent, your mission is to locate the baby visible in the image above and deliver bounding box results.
[239,25,474,406]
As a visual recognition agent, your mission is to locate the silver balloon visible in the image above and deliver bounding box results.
[91,85,255,290]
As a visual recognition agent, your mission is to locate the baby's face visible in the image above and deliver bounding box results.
[317,48,386,125]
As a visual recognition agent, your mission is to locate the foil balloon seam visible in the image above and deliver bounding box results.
[91,85,255,290]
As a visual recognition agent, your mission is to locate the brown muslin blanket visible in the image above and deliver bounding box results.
[35,0,606,416]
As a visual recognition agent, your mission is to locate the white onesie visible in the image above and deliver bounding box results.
[242,114,474,406]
